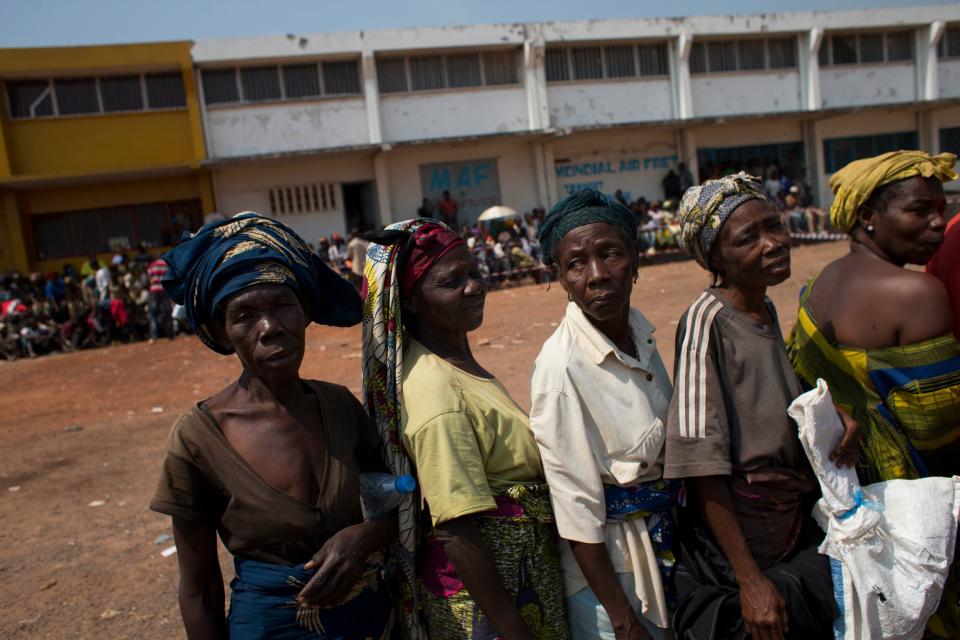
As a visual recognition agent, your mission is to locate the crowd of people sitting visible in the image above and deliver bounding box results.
[0,245,180,361]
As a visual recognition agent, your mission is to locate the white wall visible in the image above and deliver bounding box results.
[819,64,917,109]
[547,79,674,128]
[379,88,529,143]
[692,118,803,149]
[205,100,370,159]
[939,60,960,100]
[382,137,541,224]
[212,153,375,241]
[691,71,802,118]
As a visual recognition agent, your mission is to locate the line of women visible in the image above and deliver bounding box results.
[149,148,960,640]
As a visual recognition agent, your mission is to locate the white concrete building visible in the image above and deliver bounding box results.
[191,5,960,240]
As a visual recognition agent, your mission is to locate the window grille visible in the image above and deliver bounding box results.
[737,40,766,71]
[203,69,240,104]
[831,35,858,64]
[322,60,360,95]
[376,58,409,93]
[940,27,960,59]
[145,72,186,108]
[941,127,960,155]
[571,47,604,80]
[638,43,668,76]
[767,38,797,69]
[604,46,636,78]
[481,51,518,85]
[446,53,482,88]
[885,31,914,62]
[690,43,707,74]
[240,66,281,102]
[409,55,445,91]
[707,42,737,72]
[282,64,321,98]
[100,75,143,112]
[7,80,54,118]
[269,183,338,216]
[823,131,918,173]
[545,49,570,81]
[54,78,99,115]
[859,34,884,63]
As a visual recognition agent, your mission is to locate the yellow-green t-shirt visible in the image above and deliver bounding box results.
[401,338,544,525]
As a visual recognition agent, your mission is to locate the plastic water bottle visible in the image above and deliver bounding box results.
[359,473,417,520]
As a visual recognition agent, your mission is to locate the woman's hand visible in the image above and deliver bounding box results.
[740,573,788,640]
[611,616,653,640]
[298,520,393,608]
[830,407,860,468]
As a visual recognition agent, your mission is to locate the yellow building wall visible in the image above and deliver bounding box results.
[5,111,199,177]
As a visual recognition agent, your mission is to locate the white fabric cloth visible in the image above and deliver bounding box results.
[788,379,960,640]
[530,301,673,628]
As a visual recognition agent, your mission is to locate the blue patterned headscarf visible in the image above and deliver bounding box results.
[677,172,768,270]
[162,212,361,354]
[539,189,636,265]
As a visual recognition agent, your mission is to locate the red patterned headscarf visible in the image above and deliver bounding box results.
[399,222,466,297]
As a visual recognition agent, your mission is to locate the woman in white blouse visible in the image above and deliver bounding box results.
[530,189,674,640]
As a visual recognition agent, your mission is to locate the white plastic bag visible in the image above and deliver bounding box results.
[788,379,960,640]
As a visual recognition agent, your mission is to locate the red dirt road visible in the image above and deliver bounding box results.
[0,241,846,639]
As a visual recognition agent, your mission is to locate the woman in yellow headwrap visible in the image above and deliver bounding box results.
[787,150,960,639]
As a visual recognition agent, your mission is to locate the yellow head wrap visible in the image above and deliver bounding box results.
[829,150,957,233]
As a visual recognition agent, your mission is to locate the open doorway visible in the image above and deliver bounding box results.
[342,181,379,232]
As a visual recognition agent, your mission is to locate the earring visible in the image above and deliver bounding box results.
[866,224,875,234]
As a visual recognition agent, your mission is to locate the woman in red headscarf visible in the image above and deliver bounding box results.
[361,220,568,640]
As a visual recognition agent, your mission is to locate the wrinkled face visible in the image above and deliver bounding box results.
[863,176,947,265]
[218,284,307,378]
[555,222,638,324]
[406,245,486,334]
[711,199,791,289]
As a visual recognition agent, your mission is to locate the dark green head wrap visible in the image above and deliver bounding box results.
[538,189,636,265]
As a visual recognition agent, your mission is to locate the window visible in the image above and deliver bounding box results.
[99,75,143,112]
[546,42,668,82]
[571,47,604,80]
[54,78,99,115]
[605,46,636,78]
[6,73,185,118]
[322,60,360,95]
[545,49,570,82]
[281,64,320,98]
[376,50,520,93]
[202,69,240,104]
[697,142,805,184]
[376,58,408,93]
[823,131,918,173]
[941,127,960,155]
[939,26,960,59]
[6,80,54,118]
[481,51,518,85]
[690,37,798,74]
[821,31,916,65]
[31,200,202,260]
[446,53,482,88]
[240,66,281,102]
[145,72,186,108]
[409,56,445,91]
[268,183,338,216]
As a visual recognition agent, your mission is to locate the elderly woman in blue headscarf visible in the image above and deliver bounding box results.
[529,189,676,640]
[149,212,397,639]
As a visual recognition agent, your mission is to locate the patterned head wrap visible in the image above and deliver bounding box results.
[399,223,466,297]
[677,172,768,270]
[360,217,444,639]
[539,188,636,265]
[829,150,957,233]
[161,212,361,354]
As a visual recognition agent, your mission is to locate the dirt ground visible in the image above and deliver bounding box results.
[0,241,847,639]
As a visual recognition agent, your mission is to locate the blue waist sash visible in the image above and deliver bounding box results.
[227,557,391,640]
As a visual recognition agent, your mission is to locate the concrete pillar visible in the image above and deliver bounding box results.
[676,128,699,185]
[802,28,823,111]
[543,141,559,206]
[0,111,12,178]
[363,51,383,145]
[673,33,694,120]
[920,22,945,102]
[531,141,549,207]
[917,109,935,152]
[523,38,550,132]
[373,150,391,224]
